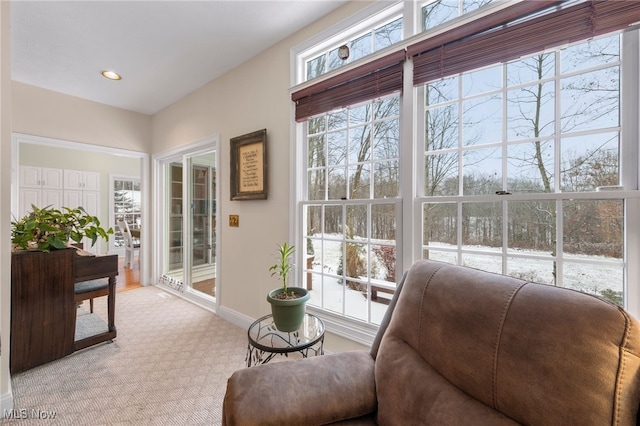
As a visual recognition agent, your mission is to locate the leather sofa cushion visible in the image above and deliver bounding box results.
[376,335,519,425]
[222,351,376,425]
[375,260,640,425]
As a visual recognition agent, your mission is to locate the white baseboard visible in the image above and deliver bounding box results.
[1,388,13,419]
[217,305,255,330]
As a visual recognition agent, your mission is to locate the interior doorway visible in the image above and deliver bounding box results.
[155,136,219,310]
[12,133,146,257]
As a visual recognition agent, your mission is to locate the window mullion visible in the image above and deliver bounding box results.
[502,199,508,275]
[556,199,563,288]
[621,30,640,315]
[621,30,639,191]
[366,204,372,324]
[554,50,562,194]
[457,75,464,197]
[408,74,422,269]
[501,62,508,193]
[501,47,508,278]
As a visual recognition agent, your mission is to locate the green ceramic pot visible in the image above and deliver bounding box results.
[266,287,311,332]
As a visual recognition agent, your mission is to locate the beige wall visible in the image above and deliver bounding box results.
[152,0,372,352]
[12,82,151,153]
[18,142,141,176]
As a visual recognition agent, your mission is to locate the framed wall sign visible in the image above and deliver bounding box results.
[230,129,268,200]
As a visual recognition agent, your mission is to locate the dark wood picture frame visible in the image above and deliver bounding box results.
[230,129,268,200]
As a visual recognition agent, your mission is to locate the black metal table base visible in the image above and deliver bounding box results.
[246,335,324,366]
[245,314,325,367]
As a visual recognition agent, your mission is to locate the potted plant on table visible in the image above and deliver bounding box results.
[267,242,310,332]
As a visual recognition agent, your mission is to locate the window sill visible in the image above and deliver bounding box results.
[306,306,380,347]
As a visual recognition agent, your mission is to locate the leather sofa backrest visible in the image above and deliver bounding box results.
[375,260,640,425]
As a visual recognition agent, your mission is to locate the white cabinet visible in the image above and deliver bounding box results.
[20,166,63,189]
[20,167,40,188]
[20,188,63,214]
[18,166,64,215]
[64,189,100,254]
[64,170,100,192]
[19,166,101,216]
[63,171,100,254]
[63,169,100,215]
[19,188,42,216]
[63,190,99,216]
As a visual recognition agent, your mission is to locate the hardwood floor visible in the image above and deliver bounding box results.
[115,258,216,296]
[193,278,215,297]
[115,256,142,292]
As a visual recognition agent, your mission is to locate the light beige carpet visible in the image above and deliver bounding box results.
[2,286,248,425]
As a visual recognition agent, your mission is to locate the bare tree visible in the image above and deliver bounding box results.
[506,36,619,284]
[422,0,493,30]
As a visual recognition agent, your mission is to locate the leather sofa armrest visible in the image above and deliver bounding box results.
[222,351,376,426]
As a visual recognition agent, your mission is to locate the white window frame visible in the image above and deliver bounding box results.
[109,174,141,254]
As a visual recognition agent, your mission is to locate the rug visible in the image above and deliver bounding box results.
[2,286,248,425]
[75,310,109,342]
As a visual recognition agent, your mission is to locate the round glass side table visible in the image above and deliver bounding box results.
[246,313,325,367]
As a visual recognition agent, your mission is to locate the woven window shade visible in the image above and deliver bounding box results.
[411,0,640,86]
[407,1,562,58]
[292,50,406,122]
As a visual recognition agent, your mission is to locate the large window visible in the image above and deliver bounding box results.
[421,33,627,305]
[299,2,404,85]
[305,17,402,81]
[303,95,401,325]
[295,1,640,335]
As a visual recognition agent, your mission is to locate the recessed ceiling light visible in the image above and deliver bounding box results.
[101,70,122,80]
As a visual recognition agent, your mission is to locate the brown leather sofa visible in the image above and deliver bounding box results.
[222,260,640,425]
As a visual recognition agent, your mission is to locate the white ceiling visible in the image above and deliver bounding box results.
[10,0,348,115]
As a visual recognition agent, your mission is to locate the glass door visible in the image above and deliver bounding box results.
[160,162,185,292]
[169,163,183,270]
[159,149,217,302]
[188,151,216,298]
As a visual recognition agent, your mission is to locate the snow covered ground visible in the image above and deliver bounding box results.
[306,237,391,324]
[304,235,624,325]
[427,242,623,296]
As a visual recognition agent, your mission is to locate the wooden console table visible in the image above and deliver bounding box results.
[10,248,118,374]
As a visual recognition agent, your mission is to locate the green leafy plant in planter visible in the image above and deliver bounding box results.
[11,205,113,252]
[267,242,310,332]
